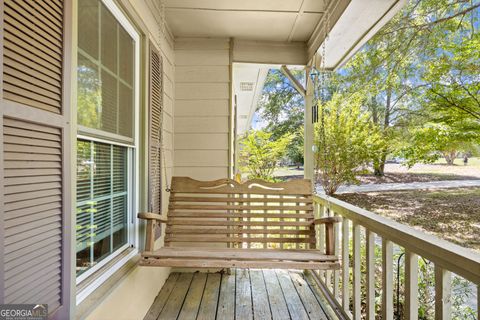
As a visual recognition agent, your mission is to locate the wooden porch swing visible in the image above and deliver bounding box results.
[138,177,341,270]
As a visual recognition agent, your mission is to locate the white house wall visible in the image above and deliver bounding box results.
[174,38,231,181]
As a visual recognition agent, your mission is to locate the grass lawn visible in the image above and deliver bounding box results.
[336,187,480,252]
[356,157,480,184]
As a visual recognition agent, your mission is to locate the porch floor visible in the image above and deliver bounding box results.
[144,269,334,320]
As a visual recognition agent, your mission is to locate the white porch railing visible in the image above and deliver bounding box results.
[311,193,480,320]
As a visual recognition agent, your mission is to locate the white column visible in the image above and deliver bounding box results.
[304,67,314,182]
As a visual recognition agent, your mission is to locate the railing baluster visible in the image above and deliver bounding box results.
[353,223,361,319]
[317,203,325,280]
[325,206,332,290]
[435,265,452,320]
[405,250,418,320]
[382,239,393,320]
[342,218,350,314]
[312,194,480,320]
[366,230,375,320]
[333,211,340,300]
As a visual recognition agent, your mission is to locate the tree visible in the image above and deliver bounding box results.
[256,69,306,166]
[335,0,479,174]
[286,128,304,168]
[239,130,292,181]
[314,94,383,195]
[400,121,480,166]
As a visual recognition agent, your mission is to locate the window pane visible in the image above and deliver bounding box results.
[100,69,118,135]
[77,53,101,130]
[118,83,134,137]
[77,0,135,141]
[101,4,117,74]
[78,0,98,59]
[76,140,129,276]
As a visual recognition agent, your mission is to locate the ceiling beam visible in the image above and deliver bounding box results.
[233,40,308,66]
[287,0,307,42]
[280,65,306,97]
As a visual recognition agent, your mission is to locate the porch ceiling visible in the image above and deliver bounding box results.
[165,0,327,42]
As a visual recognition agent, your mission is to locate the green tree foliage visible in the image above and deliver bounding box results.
[314,94,383,195]
[239,130,292,181]
[286,128,304,168]
[336,0,480,171]
[400,121,480,166]
[257,70,305,166]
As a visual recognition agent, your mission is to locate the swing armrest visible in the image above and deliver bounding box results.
[312,216,342,225]
[138,212,168,252]
[313,216,342,256]
[138,212,168,223]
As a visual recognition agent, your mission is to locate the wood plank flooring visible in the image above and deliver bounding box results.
[144,269,332,320]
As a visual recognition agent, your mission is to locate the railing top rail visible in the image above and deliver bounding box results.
[314,193,480,284]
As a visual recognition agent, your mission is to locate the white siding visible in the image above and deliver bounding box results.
[174,38,231,180]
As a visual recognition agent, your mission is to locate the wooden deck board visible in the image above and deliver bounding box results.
[196,273,221,320]
[289,271,328,319]
[144,272,180,320]
[250,269,273,319]
[217,269,235,320]
[177,273,207,320]
[235,269,253,320]
[275,270,310,320]
[263,269,291,320]
[145,269,333,320]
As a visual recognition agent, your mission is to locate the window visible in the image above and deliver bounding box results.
[76,0,139,278]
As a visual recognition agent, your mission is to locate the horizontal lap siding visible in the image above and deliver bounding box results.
[174,38,231,181]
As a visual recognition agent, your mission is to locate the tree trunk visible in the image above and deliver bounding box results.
[443,151,457,165]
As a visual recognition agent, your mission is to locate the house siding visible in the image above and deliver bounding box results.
[174,38,231,181]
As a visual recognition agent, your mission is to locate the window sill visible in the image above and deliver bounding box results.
[76,247,139,319]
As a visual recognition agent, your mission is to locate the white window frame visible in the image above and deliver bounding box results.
[75,0,141,296]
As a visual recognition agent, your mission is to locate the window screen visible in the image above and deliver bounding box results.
[77,0,135,142]
[76,139,128,275]
[76,0,137,277]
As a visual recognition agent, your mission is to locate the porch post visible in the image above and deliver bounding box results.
[304,67,315,183]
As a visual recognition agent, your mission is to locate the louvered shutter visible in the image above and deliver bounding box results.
[1,0,72,318]
[148,42,163,218]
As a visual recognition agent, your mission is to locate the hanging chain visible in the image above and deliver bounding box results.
[158,56,171,192]
[320,9,331,103]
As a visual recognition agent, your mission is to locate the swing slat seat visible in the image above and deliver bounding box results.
[138,177,341,270]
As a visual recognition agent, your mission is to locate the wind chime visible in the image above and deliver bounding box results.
[309,9,331,124]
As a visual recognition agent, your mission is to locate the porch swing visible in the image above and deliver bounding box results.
[137,14,340,270]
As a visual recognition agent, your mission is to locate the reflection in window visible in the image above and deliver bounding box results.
[77,0,135,140]
[76,140,128,276]
[76,0,137,277]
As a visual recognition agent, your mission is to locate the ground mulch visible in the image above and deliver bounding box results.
[336,187,480,252]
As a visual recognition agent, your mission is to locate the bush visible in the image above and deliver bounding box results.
[314,93,383,195]
[239,130,292,181]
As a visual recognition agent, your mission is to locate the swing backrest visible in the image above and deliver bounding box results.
[164,177,316,249]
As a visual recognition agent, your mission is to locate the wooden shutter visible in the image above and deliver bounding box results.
[148,42,163,216]
[3,0,64,114]
[3,118,63,309]
[1,0,72,318]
